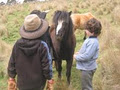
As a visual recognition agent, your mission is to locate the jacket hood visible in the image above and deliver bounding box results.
[17,38,41,56]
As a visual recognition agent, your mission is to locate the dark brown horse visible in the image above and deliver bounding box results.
[50,10,76,84]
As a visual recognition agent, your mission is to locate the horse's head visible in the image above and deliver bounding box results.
[53,10,72,41]
[30,10,47,19]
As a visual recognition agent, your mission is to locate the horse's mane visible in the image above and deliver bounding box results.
[52,10,73,41]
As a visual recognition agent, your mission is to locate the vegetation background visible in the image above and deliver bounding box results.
[0,0,120,90]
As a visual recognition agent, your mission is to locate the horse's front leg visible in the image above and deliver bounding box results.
[66,59,73,85]
[54,60,58,71]
[57,60,62,79]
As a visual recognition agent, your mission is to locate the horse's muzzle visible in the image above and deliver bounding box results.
[56,36,62,41]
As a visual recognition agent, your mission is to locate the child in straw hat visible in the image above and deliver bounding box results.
[8,14,53,90]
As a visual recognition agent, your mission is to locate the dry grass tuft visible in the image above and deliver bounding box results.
[0,24,8,37]
[0,39,11,58]
[1,15,7,23]
[94,14,120,89]
[111,6,120,24]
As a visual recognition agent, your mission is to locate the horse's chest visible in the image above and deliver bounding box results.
[59,44,71,58]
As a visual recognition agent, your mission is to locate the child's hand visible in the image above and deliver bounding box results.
[73,52,79,59]
[73,54,77,59]
[8,78,17,90]
[46,79,54,90]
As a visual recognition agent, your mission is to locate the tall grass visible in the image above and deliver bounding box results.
[93,14,120,90]
[0,0,120,90]
[0,39,11,90]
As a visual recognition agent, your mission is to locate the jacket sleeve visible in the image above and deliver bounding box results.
[7,44,17,78]
[40,42,53,80]
[75,42,98,61]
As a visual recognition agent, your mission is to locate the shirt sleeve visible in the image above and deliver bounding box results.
[75,41,97,61]
[40,41,53,80]
[7,44,17,78]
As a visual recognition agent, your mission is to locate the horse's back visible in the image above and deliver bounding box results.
[71,12,95,30]
[71,12,95,20]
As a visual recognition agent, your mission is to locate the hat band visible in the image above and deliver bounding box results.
[24,20,43,33]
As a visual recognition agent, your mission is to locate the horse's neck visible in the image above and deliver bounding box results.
[64,27,73,40]
[62,32,72,46]
[49,25,55,33]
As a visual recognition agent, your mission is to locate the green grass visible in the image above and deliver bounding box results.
[52,61,82,90]
[0,77,7,90]
[0,58,8,90]
[53,61,71,90]
[71,61,82,90]
[2,4,30,44]
[75,30,84,52]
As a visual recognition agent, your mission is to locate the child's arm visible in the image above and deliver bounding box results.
[8,44,17,79]
[74,42,98,61]
[7,44,17,90]
[41,42,53,80]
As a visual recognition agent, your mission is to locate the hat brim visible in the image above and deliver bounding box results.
[20,19,49,39]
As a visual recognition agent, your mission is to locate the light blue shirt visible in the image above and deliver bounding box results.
[75,36,99,70]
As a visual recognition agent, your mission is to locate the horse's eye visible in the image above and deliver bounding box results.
[63,22,67,25]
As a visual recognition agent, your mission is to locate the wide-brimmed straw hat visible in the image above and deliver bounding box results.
[19,14,49,39]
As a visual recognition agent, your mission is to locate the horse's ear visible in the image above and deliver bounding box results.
[55,10,60,14]
[69,11,72,16]
[40,12,47,19]
[44,10,50,13]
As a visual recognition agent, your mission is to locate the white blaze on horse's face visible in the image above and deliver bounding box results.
[56,20,63,35]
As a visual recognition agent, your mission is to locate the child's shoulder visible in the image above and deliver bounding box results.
[16,38,23,43]
[86,37,99,44]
